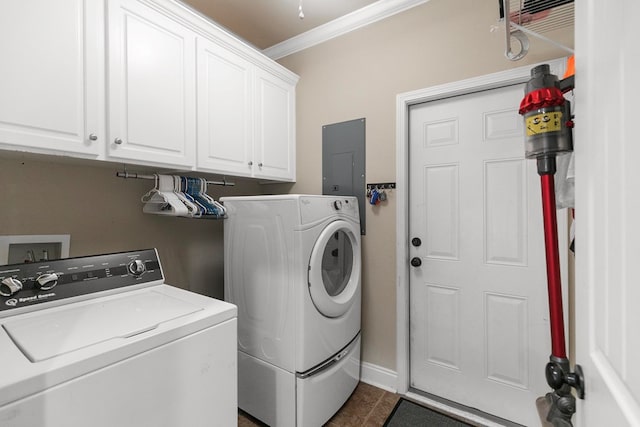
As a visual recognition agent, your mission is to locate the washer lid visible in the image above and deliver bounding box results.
[2,290,201,362]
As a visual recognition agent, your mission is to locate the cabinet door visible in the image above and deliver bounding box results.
[0,0,104,157]
[107,0,195,168]
[196,37,253,176]
[254,69,296,181]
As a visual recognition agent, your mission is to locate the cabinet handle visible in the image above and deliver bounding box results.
[248,161,253,166]
[89,133,98,141]
[114,138,123,145]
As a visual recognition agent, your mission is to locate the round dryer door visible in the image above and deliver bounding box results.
[308,219,361,318]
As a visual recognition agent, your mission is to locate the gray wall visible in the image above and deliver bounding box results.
[0,153,263,299]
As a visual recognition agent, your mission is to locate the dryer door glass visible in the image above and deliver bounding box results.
[308,220,361,318]
[321,230,353,297]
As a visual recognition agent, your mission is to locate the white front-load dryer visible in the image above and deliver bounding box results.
[222,195,362,427]
[295,196,361,372]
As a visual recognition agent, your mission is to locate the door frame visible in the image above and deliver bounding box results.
[395,57,567,395]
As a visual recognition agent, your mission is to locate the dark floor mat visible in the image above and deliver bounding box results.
[383,398,474,427]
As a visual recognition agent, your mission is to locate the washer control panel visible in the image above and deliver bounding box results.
[0,249,162,314]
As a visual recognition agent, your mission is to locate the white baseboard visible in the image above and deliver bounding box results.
[360,361,398,393]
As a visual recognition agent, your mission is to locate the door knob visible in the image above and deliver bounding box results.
[410,257,422,267]
[411,237,422,247]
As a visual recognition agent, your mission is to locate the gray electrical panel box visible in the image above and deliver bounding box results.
[322,118,366,234]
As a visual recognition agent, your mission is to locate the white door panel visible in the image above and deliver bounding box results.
[575,0,640,424]
[0,0,103,156]
[107,0,195,167]
[409,85,567,426]
[254,68,295,181]
[196,37,253,175]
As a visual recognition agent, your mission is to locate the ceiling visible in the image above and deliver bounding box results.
[181,0,380,50]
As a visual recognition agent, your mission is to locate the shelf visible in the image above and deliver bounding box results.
[500,0,574,61]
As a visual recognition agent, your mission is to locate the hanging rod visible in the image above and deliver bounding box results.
[116,171,235,187]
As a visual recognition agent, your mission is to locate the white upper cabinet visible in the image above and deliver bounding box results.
[0,0,104,157]
[254,68,296,181]
[196,37,297,181]
[196,37,253,176]
[106,0,196,168]
[0,0,297,181]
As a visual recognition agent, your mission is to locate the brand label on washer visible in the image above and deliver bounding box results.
[6,292,57,306]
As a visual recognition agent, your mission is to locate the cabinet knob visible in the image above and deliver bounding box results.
[410,257,422,267]
[89,133,98,141]
[258,163,263,168]
[248,161,253,166]
[114,138,123,145]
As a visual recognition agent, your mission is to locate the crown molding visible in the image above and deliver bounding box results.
[263,0,430,60]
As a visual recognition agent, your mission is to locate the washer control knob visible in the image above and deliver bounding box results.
[128,260,146,276]
[333,200,342,210]
[0,277,23,297]
[35,273,59,291]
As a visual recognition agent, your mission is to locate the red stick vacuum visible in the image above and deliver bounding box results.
[519,64,584,427]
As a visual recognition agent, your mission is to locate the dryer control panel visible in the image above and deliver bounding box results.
[0,249,163,315]
[299,196,360,226]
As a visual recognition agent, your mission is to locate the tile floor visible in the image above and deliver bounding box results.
[237,382,400,427]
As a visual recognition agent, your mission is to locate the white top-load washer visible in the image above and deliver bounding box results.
[222,195,361,427]
[0,249,237,427]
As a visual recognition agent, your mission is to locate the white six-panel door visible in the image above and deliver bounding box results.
[409,84,566,426]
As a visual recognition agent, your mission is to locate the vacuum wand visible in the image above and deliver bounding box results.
[540,165,566,359]
[537,156,567,359]
[519,64,584,427]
